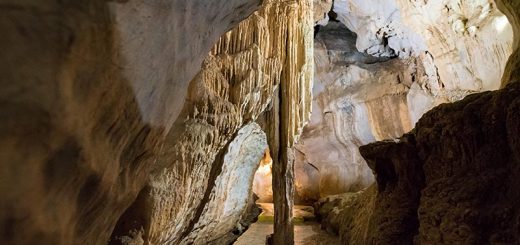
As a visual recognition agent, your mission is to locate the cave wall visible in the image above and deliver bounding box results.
[316,80,520,244]
[0,0,313,244]
[293,0,513,202]
[0,1,262,244]
[294,22,435,201]
[119,0,313,242]
[497,0,520,85]
[181,123,267,244]
[315,0,520,243]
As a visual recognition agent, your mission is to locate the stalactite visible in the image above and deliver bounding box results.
[111,0,315,244]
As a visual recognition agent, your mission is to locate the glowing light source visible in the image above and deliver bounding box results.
[494,15,510,33]
[252,149,273,203]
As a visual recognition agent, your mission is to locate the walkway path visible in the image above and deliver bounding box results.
[234,203,340,245]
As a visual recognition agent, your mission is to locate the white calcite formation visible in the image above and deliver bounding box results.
[181,123,267,244]
[333,0,427,58]
[315,0,520,243]
[332,0,513,120]
[294,0,513,202]
[396,0,513,97]
[112,0,313,244]
[294,22,436,201]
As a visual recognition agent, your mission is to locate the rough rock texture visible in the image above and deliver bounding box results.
[252,0,313,243]
[331,0,513,91]
[111,0,313,243]
[0,1,261,244]
[497,0,520,86]
[294,0,513,202]
[181,123,267,244]
[331,0,513,118]
[313,0,333,25]
[333,0,426,58]
[293,21,437,202]
[315,0,520,240]
[396,0,513,93]
[0,0,314,244]
[317,81,520,244]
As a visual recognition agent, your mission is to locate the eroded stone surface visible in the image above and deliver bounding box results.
[111,0,313,244]
[181,123,267,244]
[294,22,435,202]
[295,0,513,203]
[397,0,513,93]
[0,0,315,244]
[0,1,261,244]
[317,81,520,244]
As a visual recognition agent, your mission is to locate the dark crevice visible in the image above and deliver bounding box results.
[109,186,150,245]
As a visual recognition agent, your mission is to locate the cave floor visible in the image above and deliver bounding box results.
[234,203,340,245]
[234,222,340,245]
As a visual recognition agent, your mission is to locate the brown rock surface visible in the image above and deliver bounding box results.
[0,1,261,244]
[297,0,513,205]
[111,0,314,243]
[0,0,313,244]
[316,80,520,244]
[498,0,520,86]
[315,2,520,242]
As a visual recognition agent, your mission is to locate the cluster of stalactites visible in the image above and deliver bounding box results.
[210,0,314,147]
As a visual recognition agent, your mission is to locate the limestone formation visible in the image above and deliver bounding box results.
[295,22,433,201]
[497,0,520,85]
[330,0,512,118]
[396,0,513,93]
[0,0,314,244]
[317,80,520,244]
[294,0,513,203]
[315,1,520,243]
[313,0,333,25]
[333,0,426,58]
[181,123,267,244]
[112,0,313,244]
[2,0,518,244]
[0,1,262,244]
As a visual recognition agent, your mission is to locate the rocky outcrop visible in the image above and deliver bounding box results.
[497,0,520,86]
[331,0,513,92]
[0,0,313,244]
[328,0,513,121]
[313,0,333,25]
[333,0,426,58]
[316,80,520,243]
[181,123,267,244]
[396,0,513,93]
